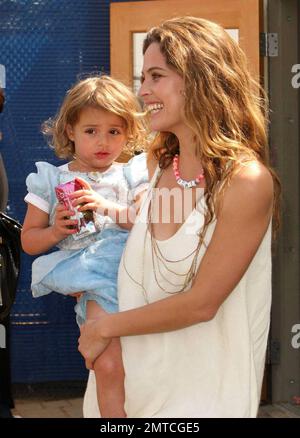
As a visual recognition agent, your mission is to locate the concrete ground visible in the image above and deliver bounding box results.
[11,398,300,418]
[12,397,84,418]
[10,382,85,418]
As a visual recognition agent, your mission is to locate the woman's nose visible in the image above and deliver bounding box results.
[138,80,151,98]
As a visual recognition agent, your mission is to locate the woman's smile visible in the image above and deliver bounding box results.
[146,103,164,115]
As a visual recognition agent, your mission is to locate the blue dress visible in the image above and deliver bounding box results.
[24,153,148,325]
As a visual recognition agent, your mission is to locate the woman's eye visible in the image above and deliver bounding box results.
[152,73,162,81]
[140,73,162,83]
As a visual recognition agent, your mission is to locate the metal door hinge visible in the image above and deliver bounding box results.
[260,33,278,57]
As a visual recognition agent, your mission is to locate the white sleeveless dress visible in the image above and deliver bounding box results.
[83,165,272,418]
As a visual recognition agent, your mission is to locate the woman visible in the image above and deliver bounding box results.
[79,17,280,418]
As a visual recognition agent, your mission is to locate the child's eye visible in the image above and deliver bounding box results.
[109,129,120,135]
[85,128,96,135]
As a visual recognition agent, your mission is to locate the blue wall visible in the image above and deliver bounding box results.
[0,0,139,383]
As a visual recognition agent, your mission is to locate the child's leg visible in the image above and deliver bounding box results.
[86,300,126,418]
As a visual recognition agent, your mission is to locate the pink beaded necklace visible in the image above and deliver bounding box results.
[172,154,205,188]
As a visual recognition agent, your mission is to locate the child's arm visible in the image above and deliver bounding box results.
[100,189,146,231]
[70,177,144,231]
[21,203,79,255]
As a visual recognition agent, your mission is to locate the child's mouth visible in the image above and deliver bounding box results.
[95,152,110,159]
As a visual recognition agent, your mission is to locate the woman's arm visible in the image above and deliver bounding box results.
[21,203,78,255]
[79,161,274,367]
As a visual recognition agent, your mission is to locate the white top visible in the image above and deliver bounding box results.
[83,165,272,418]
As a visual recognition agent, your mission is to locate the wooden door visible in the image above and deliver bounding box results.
[110,0,262,86]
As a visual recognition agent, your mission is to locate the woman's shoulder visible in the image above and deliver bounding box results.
[231,160,273,191]
[222,160,274,216]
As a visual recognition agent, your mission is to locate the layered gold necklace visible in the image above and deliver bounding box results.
[122,167,206,303]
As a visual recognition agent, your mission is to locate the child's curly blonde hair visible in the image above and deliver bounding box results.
[42,75,148,159]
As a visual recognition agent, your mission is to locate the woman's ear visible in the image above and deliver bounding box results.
[66,124,75,141]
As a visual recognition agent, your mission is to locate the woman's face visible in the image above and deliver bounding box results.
[139,43,186,134]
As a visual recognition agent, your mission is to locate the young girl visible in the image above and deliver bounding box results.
[21,75,148,418]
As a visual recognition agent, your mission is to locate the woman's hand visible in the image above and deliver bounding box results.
[70,176,113,216]
[51,204,78,241]
[78,319,111,369]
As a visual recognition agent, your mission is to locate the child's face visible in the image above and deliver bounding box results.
[67,106,127,172]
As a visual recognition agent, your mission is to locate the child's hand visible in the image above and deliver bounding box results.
[51,204,78,241]
[70,176,112,216]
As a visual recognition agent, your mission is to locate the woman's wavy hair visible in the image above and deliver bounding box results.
[42,75,148,159]
[143,16,281,237]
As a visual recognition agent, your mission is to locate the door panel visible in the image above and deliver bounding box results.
[110,0,261,86]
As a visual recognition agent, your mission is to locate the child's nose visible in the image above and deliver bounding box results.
[97,133,108,146]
